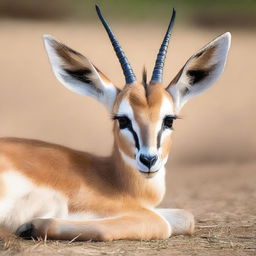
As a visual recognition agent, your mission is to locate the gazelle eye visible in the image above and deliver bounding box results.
[163,116,174,129]
[114,116,131,129]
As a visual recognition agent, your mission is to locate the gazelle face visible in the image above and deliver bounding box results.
[113,83,175,177]
[44,6,231,179]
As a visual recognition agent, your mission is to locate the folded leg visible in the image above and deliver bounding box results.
[16,209,171,241]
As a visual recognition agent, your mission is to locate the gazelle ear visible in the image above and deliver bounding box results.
[167,32,231,112]
[43,35,118,112]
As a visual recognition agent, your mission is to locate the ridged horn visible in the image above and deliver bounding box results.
[95,5,136,84]
[150,8,176,84]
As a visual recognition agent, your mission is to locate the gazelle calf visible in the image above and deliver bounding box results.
[0,5,231,241]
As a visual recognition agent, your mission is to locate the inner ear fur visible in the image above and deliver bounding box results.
[43,35,118,112]
[167,32,231,111]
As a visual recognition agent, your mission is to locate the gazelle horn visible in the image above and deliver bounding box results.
[96,5,137,84]
[150,8,176,84]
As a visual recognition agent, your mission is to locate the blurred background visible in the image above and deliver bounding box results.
[0,1,255,168]
[1,1,256,249]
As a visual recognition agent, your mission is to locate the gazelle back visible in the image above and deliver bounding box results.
[0,5,231,241]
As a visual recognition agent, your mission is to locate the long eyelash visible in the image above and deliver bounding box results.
[112,114,181,121]
[111,114,127,120]
[165,114,179,120]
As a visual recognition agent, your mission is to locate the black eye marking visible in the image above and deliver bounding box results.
[112,115,131,129]
[157,115,177,148]
[163,115,175,129]
[112,115,140,150]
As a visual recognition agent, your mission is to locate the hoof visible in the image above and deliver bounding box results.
[15,223,35,239]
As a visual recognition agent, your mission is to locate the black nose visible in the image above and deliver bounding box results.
[139,154,158,169]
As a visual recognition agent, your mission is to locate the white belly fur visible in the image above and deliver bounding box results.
[0,170,68,232]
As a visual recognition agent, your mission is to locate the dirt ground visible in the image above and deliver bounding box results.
[0,20,255,255]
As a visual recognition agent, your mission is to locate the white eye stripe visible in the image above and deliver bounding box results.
[117,99,142,149]
[116,99,133,118]
[160,96,175,121]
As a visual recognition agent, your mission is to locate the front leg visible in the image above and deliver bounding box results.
[156,208,195,235]
[16,209,171,241]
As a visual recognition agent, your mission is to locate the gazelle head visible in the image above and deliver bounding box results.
[43,5,231,178]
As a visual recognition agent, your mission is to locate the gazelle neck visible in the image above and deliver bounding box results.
[109,142,166,207]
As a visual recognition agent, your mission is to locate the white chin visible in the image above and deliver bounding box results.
[120,151,164,177]
[140,171,158,178]
[136,163,162,179]
[136,161,162,172]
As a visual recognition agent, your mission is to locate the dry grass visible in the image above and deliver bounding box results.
[1,223,255,256]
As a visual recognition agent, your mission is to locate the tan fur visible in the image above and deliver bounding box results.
[0,178,5,199]
[161,136,172,160]
[0,136,168,210]
[114,128,134,158]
